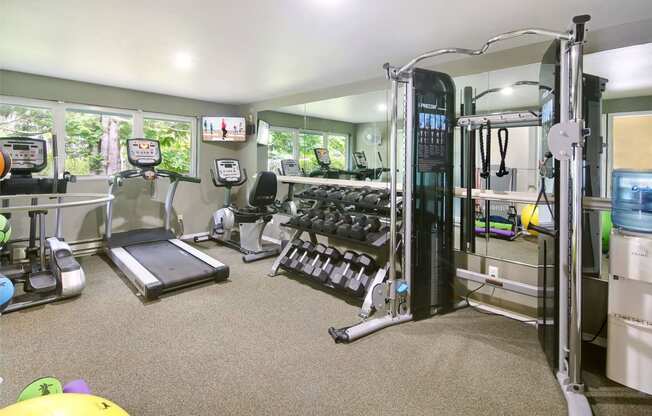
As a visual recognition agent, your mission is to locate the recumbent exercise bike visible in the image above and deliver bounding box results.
[195,159,280,263]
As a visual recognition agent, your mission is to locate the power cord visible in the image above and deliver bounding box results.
[583,316,607,343]
[464,284,537,325]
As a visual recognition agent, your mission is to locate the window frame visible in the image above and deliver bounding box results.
[0,95,199,180]
[266,124,350,172]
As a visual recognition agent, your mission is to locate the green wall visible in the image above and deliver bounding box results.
[604,95,652,114]
[257,110,356,137]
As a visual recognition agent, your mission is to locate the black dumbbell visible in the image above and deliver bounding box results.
[350,217,381,240]
[323,212,346,234]
[337,215,358,237]
[289,241,314,270]
[280,239,306,268]
[302,186,320,198]
[326,187,344,200]
[346,215,368,239]
[346,255,377,296]
[317,211,340,233]
[311,247,341,282]
[329,251,357,287]
[365,225,389,243]
[314,186,330,199]
[298,208,324,229]
[301,243,328,276]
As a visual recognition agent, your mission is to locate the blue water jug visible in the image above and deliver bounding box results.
[612,170,652,233]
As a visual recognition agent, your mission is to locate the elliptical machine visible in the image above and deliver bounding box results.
[195,159,280,263]
[0,137,85,313]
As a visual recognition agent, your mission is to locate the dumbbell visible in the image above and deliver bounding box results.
[337,214,359,238]
[326,214,351,235]
[362,189,389,206]
[314,186,331,199]
[289,241,315,271]
[280,239,306,269]
[301,243,327,276]
[329,251,357,287]
[349,217,381,240]
[298,208,324,229]
[326,187,344,200]
[317,211,341,233]
[302,186,321,198]
[339,214,366,238]
[311,247,341,282]
[365,225,389,243]
[346,255,377,296]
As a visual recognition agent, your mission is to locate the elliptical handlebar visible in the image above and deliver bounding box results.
[110,168,201,185]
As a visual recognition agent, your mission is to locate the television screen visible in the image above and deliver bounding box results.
[257,119,270,145]
[202,116,246,142]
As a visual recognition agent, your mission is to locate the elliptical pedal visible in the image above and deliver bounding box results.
[24,271,57,293]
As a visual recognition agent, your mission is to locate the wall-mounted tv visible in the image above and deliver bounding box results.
[202,116,246,142]
[257,119,270,145]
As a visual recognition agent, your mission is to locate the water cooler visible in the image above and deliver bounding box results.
[607,170,652,395]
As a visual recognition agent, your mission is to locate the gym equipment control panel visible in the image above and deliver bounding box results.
[215,159,242,183]
[0,138,47,172]
[127,139,161,167]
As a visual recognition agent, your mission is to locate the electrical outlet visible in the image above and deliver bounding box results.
[488,266,499,280]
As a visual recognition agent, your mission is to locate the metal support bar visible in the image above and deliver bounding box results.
[457,111,541,129]
[456,268,545,297]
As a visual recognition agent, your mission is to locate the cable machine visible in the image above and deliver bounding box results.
[329,15,594,416]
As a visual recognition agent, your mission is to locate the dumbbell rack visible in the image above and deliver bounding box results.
[270,178,400,319]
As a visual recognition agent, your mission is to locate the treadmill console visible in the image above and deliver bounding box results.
[314,148,331,167]
[280,159,301,176]
[214,159,242,183]
[127,139,162,167]
[352,151,368,169]
[0,137,47,173]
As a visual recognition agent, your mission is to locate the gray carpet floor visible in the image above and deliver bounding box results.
[0,244,646,415]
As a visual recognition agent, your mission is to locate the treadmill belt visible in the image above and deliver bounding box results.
[124,240,217,288]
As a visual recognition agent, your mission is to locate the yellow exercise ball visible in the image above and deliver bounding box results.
[0,394,129,416]
[521,204,540,236]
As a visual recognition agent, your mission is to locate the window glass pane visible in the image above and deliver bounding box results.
[0,104,54,176]
[144,118,192,174]
[327,134,347,170]
[268,130,294,172]
[65,111,133,176]
[299,133,324,173]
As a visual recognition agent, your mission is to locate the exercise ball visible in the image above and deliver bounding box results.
[0,149,10,180]
[0,394,130,416]
[0,276,14,313]
[17,377,63,402]
[63,379,92,394]
[602,211,612,253]
[521,204,540,236]
[0,215,11,246]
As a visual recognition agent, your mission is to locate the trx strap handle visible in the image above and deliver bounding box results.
[496,128,509,177]
[478,121,491,179]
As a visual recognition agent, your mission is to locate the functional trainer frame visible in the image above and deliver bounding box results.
[331,15,593,416]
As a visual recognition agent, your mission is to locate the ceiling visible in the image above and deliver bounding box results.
[277,43,652,124]
[2,1,652,105]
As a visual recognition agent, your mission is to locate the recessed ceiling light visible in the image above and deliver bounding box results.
[377,103,387,112]
[500,87,514,96]
[173,52,193,70]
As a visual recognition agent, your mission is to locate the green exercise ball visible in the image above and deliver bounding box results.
[0,214,11,246]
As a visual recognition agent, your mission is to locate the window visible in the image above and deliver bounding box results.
[0,103,54,176]
[326,134,347,170]
[144,116,193,174]
[299,132,324,173]
[267,130,294,172]
[65,110,133,176]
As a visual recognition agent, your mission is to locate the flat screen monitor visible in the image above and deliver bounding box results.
[257,119,270,145]
[202,116,246,142]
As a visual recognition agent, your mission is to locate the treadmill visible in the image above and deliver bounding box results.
[106,138,229,300]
